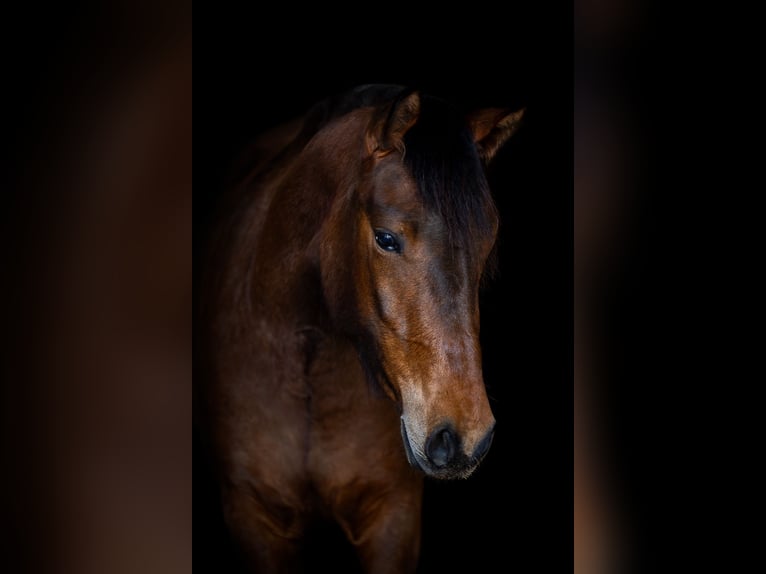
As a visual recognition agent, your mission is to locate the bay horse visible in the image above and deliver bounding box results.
[200,85,523,573]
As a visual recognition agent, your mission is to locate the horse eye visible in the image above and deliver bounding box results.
[374,230,401,253]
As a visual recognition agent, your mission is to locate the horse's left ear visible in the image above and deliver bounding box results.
[366,91,421,158]
[468,108,525,163]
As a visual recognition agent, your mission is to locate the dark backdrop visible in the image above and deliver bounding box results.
[195,6,572,572]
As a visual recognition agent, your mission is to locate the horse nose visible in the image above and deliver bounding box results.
[425,426,458,468]
[473,424,495,461]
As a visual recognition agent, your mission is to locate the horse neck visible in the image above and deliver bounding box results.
[231,110,369,331]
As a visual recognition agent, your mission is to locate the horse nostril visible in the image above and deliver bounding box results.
[425,426,457,468]
[473,425,495,461]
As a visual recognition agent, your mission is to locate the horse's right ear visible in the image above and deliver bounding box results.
[468,107,525,163]
[365,91,421,159]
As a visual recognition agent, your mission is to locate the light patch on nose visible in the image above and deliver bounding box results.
[400,416,425,469]
[399,381,430,467]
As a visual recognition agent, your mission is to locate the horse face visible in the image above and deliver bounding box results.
[317,92,522,479]
[353,155,497,479]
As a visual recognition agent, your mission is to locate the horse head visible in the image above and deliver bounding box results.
[317,89,523,479]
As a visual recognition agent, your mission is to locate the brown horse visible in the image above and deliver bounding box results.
[199,85,523,573]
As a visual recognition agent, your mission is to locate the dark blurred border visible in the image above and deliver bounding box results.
[4,3,190,573]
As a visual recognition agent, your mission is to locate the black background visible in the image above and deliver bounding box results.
[195,6,572,572]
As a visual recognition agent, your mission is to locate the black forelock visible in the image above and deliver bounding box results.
[401,94,499,262]
[302,86,499,272]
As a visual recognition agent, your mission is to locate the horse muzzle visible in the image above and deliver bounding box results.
[400,417,495,479]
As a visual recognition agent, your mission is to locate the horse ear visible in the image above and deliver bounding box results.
[365,91,421,158]
[468,108,525,163]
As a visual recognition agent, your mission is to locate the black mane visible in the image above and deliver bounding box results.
[299,84,407,142]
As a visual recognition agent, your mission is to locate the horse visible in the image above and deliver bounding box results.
[199,84,524,573]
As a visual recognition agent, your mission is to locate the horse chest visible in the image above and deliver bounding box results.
[302,336,401,459]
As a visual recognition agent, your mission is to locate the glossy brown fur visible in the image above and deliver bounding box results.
[200,86,523,573]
